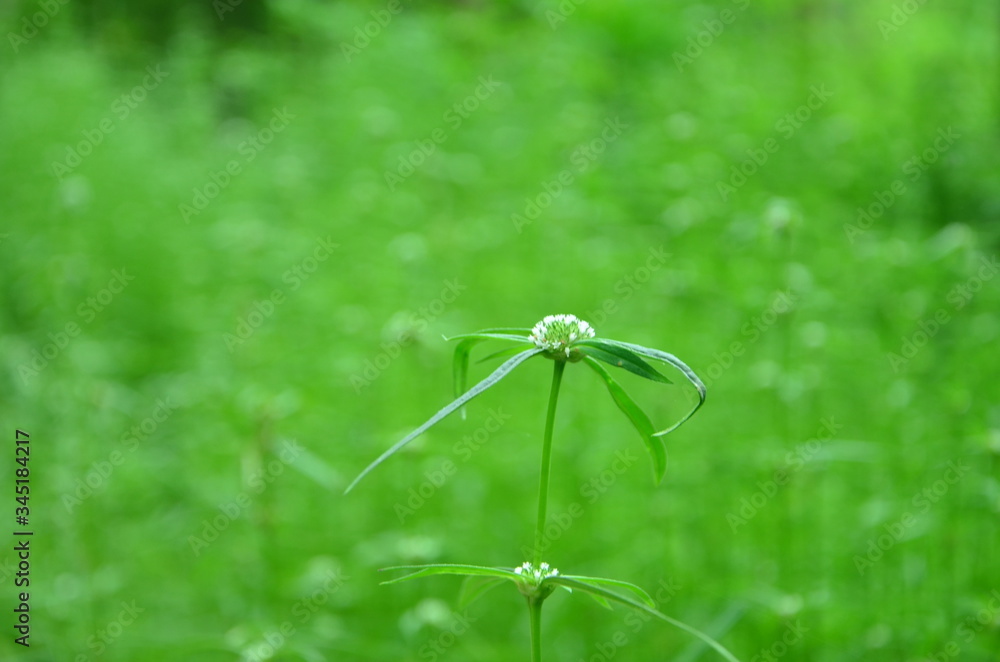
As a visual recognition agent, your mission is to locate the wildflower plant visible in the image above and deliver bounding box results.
[347,315,741,662]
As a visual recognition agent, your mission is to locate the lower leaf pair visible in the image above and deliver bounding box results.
[381,563,741,662]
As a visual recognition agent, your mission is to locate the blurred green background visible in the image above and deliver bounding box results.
[1,0,999,660]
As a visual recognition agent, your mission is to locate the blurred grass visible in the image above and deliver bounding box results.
[1,0,999,660]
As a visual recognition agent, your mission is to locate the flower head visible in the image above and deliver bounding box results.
[514,561,560,582]
[513,561,560,599]
[529,314,595,358]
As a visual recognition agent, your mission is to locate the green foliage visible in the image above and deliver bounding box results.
[345,345,542,493]
[1,1,998,660]
[577,339,672,384]
[584,357,666,482]
[350,323,703,491]
[352,316,717,659]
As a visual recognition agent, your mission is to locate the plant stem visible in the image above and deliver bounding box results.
[533,360,566,567]
[528,597,543,662]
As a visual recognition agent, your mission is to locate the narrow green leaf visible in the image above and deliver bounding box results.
[559,574,656,608]
[379,563,522,585]
[602,340,707,438]
[576,339,671,383]
[446,328,532,340]
[476,344,535,365]
[458,576,506,608]
[584,357,666,483]
[548,577,742,662]
[448,330,532,419]
[344,348,542,493]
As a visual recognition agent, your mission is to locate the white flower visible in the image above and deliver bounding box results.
[513,561,560,585]
[529,314,595,357]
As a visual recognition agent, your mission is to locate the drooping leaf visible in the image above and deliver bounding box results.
[601,340,707,438]
[558,574,656,608]
[554,581,611,609]
[547,576,742,662]
[448,329,532,419]
[344,348,542,493]
[379,563,522,585]
[584,357,667,483]
[576,339,671,384]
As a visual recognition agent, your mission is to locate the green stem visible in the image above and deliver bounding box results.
[528,597,543,662]
[533,360,566,566]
